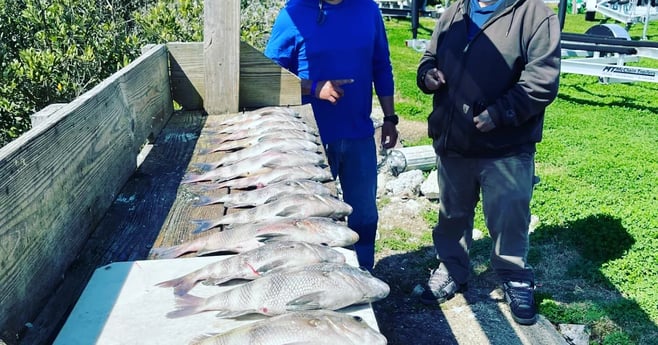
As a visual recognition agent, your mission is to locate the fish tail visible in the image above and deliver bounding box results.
[191,162,217,172]
[194,183,224,192]
[181,173,205,184]
[191,219,221,234]
[192,195,221,207]
[155,274,200,296]
[166,294,205,318]
[149,245,188,259]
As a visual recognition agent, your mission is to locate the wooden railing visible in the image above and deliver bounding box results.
[0,36,300,344]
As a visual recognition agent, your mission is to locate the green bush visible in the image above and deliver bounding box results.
[0,0,287,146]
[0,0,146,146]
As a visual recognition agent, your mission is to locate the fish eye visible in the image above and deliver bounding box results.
[320,242,328,246]
[352,315,363,322]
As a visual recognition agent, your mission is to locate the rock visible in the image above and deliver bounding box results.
[385,169,424,198]
[558,324,590,345]
[420,169,439,200]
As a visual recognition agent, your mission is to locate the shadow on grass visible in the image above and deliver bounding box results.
[372,213,656,344]
[530,213,657,344]
[556,82,658,115]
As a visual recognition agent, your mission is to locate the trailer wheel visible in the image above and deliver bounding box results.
[585,23,631,57]
[584,23,631,40]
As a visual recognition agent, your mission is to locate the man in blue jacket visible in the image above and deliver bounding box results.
[416,0,561,325]
[265,0,399,271]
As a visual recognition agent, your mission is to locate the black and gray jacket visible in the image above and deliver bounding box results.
[417,0,561,158]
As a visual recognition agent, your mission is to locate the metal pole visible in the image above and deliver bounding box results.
[411,0,419,39]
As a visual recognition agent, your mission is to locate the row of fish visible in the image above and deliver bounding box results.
[149,106,388,344]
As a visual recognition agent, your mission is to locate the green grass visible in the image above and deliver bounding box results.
[382,10,658,345]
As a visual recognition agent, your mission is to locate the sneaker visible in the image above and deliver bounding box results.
[503,281,538,325]
[420,269,467,305]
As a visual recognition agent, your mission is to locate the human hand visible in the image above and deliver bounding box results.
[381,121,398,149]
[424,68,445,91]
[474,110,496,132]
[315,79,354,105]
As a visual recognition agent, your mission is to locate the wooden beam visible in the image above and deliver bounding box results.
[204,0,240,114]
[168,42,301,111]
[0,44,173,344]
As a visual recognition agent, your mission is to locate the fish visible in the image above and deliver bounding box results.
[148,217,359,259]
[202,137,322,168]
[182,150,325,184]
[192,193,352,233]
[189,309,388,345]
[207,129,320,152]
[155,241,346,296]
[196,165,333,191]
[216,107,301,127]
[193,179,334,208]
[202,125,320,152]
[166,262,390,318]
[217,117,313,135]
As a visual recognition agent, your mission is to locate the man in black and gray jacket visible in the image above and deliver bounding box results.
[416,0,561,325]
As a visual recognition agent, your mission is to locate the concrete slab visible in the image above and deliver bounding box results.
[424,286,569,345]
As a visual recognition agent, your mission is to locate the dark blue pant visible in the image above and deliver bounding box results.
[325,137,379,270]
[434,153,536,284]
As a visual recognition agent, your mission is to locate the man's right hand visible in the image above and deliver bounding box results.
[316,79,354,105]
[424,68,446,91]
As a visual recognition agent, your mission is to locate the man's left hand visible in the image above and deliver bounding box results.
[381,121,398,149]
[474,110,496,132]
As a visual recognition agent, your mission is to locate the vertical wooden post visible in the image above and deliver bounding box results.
[204,0,240,114]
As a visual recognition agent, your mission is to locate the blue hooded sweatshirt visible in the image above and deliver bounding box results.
[264,0,395,145]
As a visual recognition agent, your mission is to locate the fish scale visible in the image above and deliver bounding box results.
[148,217,359,258]
[189,310,387,345]
[166,263,390,319]
[191,193,352,232]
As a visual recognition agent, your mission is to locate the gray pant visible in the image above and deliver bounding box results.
[434,153,535,284]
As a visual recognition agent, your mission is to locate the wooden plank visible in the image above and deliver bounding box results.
[18,111,205,345]
[240,43,302,108]
[29,103,67,127]
[151,104,319,251]
[168,42,301,111]
[204,0,240,114]
[168,42,205,111]
[0,44,172,344]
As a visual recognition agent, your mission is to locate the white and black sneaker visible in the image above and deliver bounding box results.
[503,281,538,325]
[420,268,467,305]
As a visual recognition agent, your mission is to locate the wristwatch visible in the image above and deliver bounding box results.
[383,114,399,125]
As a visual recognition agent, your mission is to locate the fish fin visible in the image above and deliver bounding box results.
[214,310,251,319]
[189,333,221,344]
[201,276,232,286]
[166,294,205,318]
[275,205,301,217]
[285,292,325,311]
[255,233,286,243]
[256,260,288,273]
[196,248,239,256]
[191,219,220,234]
[149,245,187,259]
